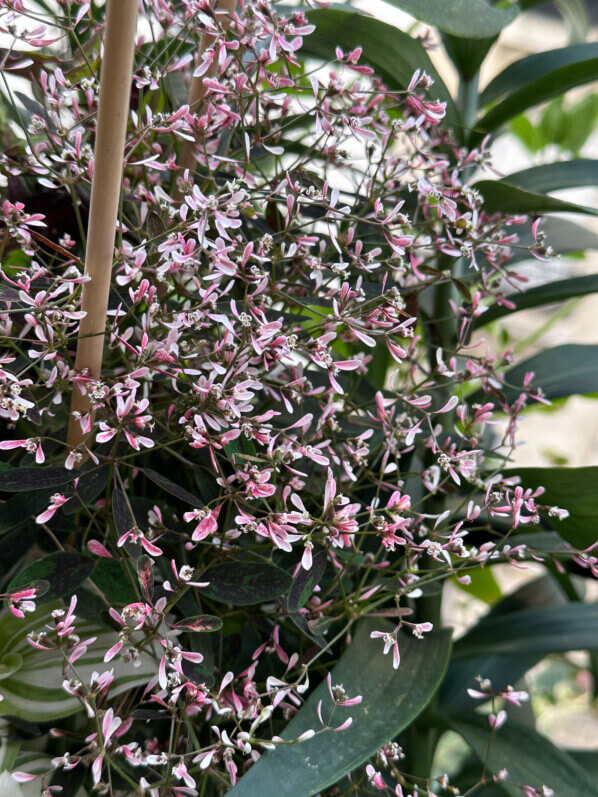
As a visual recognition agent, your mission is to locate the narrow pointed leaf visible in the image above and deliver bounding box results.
[90,558,138,605]
[202,561,292,605]
[0,467,73,493]
[64,465,109,514]
[302,9,459,126]
[475,179,598,217]
[139,467,203,507]
[112,486,133,537]
[509,217,598,265]
[168,615,223,632]
[8,553,94,602]
[287,550,328,612]
[500,160,598,194]
[473,274,598,328]
[454,603,598,658]
[481,44,598,106]
[452,715,598,797]
[504,465,598,550]
[384,0,516,38]
[469,344,598,405]
[440,576,565,712]
[475,43,598,139]
[229,621,452,796]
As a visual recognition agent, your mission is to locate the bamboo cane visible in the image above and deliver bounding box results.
[67,0,138,453]
[176,0,236,193]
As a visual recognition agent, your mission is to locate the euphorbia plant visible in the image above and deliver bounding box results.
[0,1,597,795]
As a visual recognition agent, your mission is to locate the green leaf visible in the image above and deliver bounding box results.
[201,561,292,606]
[568,750,598,778]
[384,0,516,37]
[454,566,501,605]
[229,620,452,796]
[443,33,497,80]
[475,43,598,138]
[452,715,598,797]
[287,550,328,612]
[0,602,158,721]
[302,9,459,127]
[8,553,94,602]
[473,274,598,328]
[509,217,598,266]
[440,576,565,712]
[453,603,598,657]
[168,615,223,632]
[499,159,598,193]
[481,43,598,106]
[0,466,73,493]
[474,179,598,217]
[0,490,55,535]
[90,558,138,605]
[139,467,203,508]
[504,466,598,549]
[510,113,546,152]
[63,465,109,514]
[470,344,598,405]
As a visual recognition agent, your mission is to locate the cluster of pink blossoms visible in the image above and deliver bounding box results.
[0,0,588,794]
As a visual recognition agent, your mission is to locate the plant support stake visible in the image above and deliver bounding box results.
[67,0,138,452]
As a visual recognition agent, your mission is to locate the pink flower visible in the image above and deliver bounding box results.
[0,437,44,463]
[370,629,400,669]
[117,526,163,556]
[36,493,71,524]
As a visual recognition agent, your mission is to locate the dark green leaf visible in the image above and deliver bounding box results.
[9,553,94,602]
[440,576,565,712]
[303,9,459,127]
[286,610,327,648]
[90,558,137,605]
[384,0,516,37]
[112,486,133,537]
[481,43,598,106]
[452,715,598,797]
[470,344,598,405]
[0,491,55,535]
[500,159,598,194]
[473,274,598,328]
[229,621,452,796]
[509,217,598,266]
[510,113,546,152]
[475,43,598,138]
[443,33,497,80]
[202,561,292,606]
[568,750,598,778]
[139,467,203,508]
[287,550,328,612]
[0,467,73,493]
[474,179,598,217]
[64,465,109,514]
[504,465,598,550]
[168,615,223,632]
[454,603,598,657]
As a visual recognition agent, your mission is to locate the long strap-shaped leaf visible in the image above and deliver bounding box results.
[67,0,138,451]
[229,620,451,796]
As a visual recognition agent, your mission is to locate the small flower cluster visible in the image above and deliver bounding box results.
[0,0,587,794]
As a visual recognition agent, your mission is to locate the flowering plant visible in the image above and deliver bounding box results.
[0,1,597,795]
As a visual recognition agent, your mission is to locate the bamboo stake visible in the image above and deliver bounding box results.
[176,0,236,194]
[67,0,138,452]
